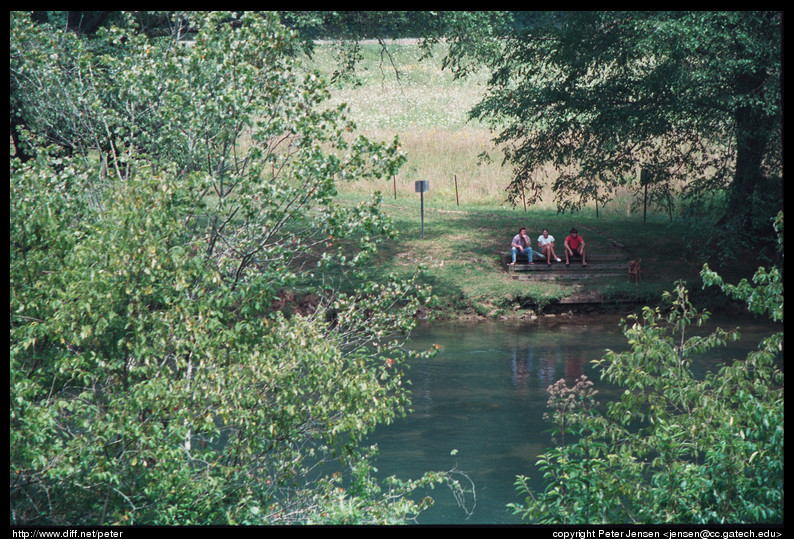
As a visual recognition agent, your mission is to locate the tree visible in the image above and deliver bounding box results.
[470,12,782,233]
[510,212,784,524]
[10,11,461,525]
[274,11,512,88]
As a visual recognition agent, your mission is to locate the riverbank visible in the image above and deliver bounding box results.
[328,196,755,322]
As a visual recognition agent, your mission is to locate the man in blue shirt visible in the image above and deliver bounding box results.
[510,227,539,265]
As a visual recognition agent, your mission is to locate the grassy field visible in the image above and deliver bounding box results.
[303,42,750,319]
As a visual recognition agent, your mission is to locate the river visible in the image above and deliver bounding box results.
[366,313,781,525]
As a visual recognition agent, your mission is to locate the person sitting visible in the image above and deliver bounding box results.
[564,228,587,267]
[537,228,561,265]
[510,227,537,265]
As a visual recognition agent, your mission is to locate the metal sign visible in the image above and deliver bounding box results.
[415,181,429,237]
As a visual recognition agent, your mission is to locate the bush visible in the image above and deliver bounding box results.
[510,213,784,524]
[10,11,451,526]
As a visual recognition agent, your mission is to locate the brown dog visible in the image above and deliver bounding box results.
[628,259,642,283]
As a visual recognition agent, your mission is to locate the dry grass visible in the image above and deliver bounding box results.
[341,126,513,207]
[309,42,655,214]
[340,124,647,215]
[308,41,520,206]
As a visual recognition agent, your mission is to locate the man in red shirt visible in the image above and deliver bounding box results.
[564,228,587,267]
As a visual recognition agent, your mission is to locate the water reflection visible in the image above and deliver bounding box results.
[368,316,780,525]
[511,344,589,388]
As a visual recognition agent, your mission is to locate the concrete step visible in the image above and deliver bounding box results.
[559,293,635,304]
[507,263,627,272]
[512,272,626,281]
[500,251,629,262]
[499,250,633,282]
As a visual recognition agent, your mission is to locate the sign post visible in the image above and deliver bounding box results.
[640,168,651,223]
[415,180,429,238]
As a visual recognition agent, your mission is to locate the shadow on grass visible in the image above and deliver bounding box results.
[305,202,748,316]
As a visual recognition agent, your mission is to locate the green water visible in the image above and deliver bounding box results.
[366,314,780,525]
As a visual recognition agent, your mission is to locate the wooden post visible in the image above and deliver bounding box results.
[421,190,424,237]
[454,175,459,207]
[641,168,651,223]
[393,175,397,200]
[415,181,429,238]
[668,192,673,223]
[644,184,648,222]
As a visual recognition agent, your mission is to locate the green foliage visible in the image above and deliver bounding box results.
[701,212,784,323]
[510,214,784,523]
[10,11,452,526]
[469,11,782,225]
[270,11,513,91]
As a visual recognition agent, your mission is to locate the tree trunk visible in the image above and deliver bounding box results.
[10,115,34,164]
[67,11,110,34]
[727,69,773,225]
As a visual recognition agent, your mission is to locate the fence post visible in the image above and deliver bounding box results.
[641,168,651,223]
[415,181,429,238]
